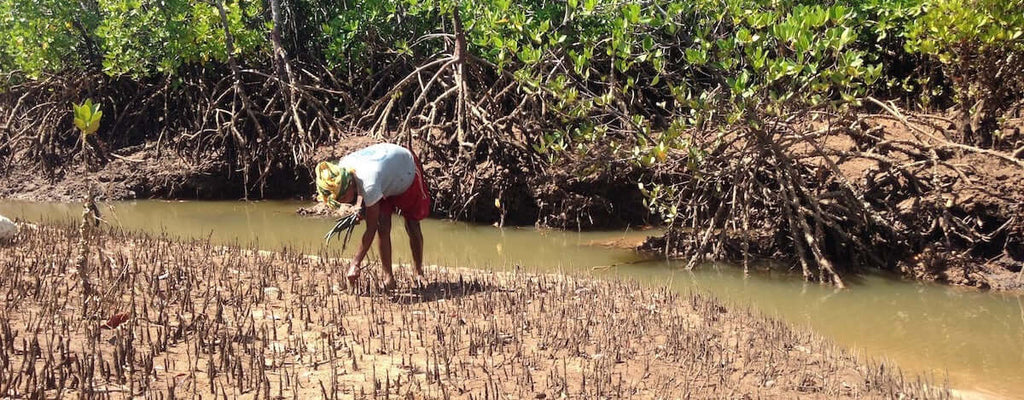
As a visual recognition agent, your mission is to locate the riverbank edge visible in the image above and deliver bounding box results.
[1,116,1021,294]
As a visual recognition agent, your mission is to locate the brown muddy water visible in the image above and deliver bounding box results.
[1,199,1022,399]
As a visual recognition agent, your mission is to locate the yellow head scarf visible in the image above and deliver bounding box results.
[315,161,352,209]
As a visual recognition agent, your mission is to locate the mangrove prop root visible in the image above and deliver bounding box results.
[656,103,1021,287]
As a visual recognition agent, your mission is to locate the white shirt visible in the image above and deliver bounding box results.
[338,143,417,207]
[0,215,16,242]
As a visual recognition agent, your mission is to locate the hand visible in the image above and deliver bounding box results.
[333,203,358,217]
[346,260,361,280]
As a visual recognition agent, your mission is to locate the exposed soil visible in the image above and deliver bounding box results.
[840,115,1023,291]
[0,223,948,398]
[3,131,652,230]
[0,145,310,202]
[641,110,1024,292]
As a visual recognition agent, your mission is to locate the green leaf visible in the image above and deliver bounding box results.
[685,48,706,65]
[86,111,102,134]
[72,99,102,136]
[583,0,596,12]
[74,117,89,133]
[623,4,641,24]
[737,28,752,44]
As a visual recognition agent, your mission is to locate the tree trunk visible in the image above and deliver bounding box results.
[269,0,308,144]
[452,3,470,149]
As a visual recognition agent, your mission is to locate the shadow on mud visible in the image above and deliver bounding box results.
[389,277,494,304]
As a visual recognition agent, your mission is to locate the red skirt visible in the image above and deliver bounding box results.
[379,153,430,221]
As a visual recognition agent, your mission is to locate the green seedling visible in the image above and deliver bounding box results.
[73,98,102,140]
[324,212,360,249]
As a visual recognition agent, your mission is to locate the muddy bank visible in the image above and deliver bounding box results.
[0,145,313,203]
[0,223,946,398]
[0,132,651,230]
[642,110,1024,292]
[859,113,1024,291]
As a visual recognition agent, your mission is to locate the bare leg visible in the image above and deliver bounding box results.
[404,218,425,279]
[377,213,396,290]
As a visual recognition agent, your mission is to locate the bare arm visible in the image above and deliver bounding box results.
[350,201,380,269]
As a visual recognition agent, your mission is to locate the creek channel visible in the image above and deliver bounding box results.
[1,199,1021,399]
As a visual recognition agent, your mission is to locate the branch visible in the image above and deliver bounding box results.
[868,97,1024,169]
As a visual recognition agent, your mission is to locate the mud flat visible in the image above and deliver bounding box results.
[0,223,947,398]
